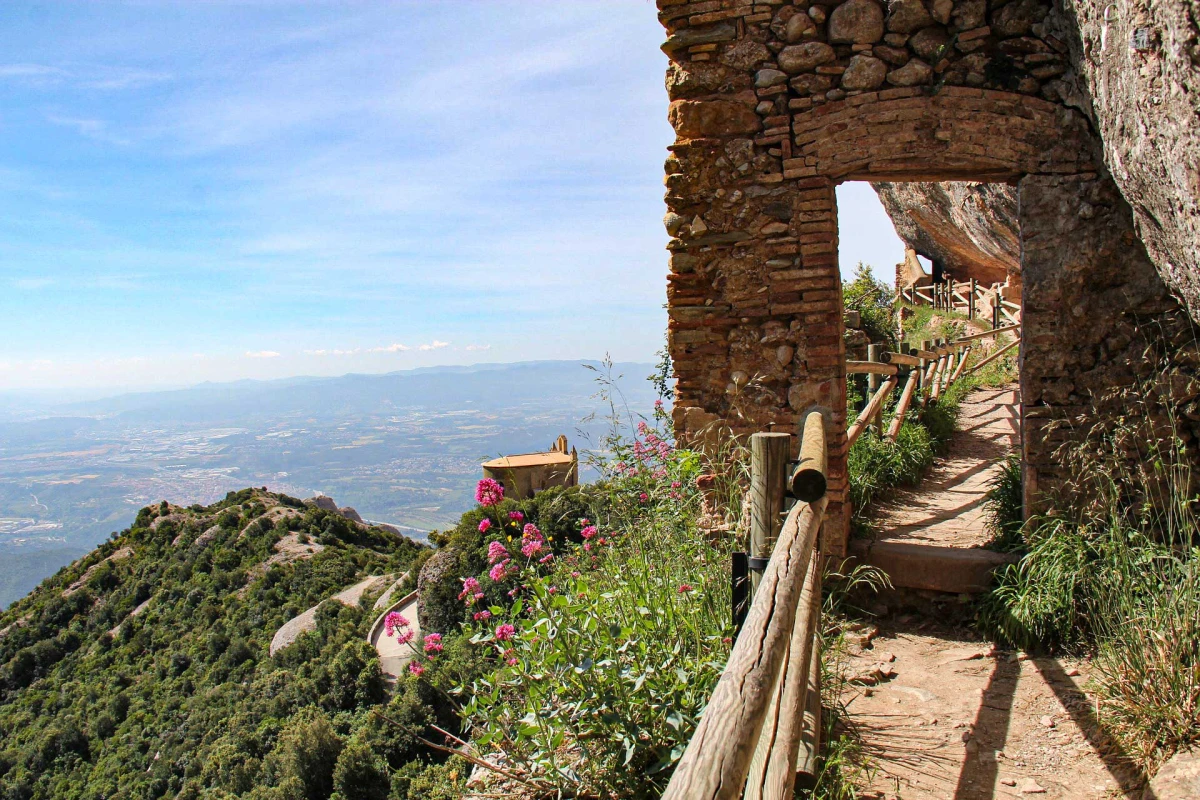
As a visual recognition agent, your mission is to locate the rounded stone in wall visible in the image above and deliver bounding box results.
[886,0,934,33]
[828,0,884,44]
[841,55,888,90]
[785,12,817,43]
[778,42,837,73]
[873,44,910,65]
[909,25,949,61]
[789,73,834,95]
[886,58,932,86]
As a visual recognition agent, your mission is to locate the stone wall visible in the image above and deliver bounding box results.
[658,0,1098,551]
[1018,173,1200,509]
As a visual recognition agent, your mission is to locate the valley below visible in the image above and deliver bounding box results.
[0,359,655,608]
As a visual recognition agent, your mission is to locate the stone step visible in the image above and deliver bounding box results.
[849,539,1018,594]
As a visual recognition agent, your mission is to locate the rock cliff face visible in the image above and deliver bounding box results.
[1055,0,1200,324]
[872,181,1020,286]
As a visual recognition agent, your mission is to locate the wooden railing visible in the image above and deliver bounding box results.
[900,277,1021,328]
[846,324,1021,443]
[663,413,827,800]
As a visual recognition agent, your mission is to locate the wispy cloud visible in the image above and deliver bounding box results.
[245,350,281,358]
[464,344,491,352]
[304,340,448,356]
[12,277,55,290]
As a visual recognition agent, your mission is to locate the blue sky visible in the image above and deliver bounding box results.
[0,1,904,392]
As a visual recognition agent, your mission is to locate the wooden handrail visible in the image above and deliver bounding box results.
[887,352,921,367]
[966,337,1020,375]
[886,369,920,441]
[846,361,898,376]
[664,418,828,800]
[662,497,826,800]
[789,412,827,502]
[953,323,1019,344]
[847,376,897,448]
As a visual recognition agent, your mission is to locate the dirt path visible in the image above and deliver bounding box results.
[843,618,1146,800]
[869,386,1019,548]
[842,383,1153,798]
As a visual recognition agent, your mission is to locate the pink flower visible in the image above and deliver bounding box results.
[654,399,664,409]
[671,481,681,489]
[637,421,650,436]
[639,493,649,503]
[678,584,694,593]
[495,623,516,642]
[489,559,511,582]
[396,628,414,645]
[522,522,541,539]
[473,610,492,621]
[583,542,592,551]
[571,571,581,578]
[384,612,410,637]
[539,552,554,564]
[487,541,508,564]
[521,539,544,558]
[458,577,482,602]
[409,661,425,677]
[424,633,443,654]
[580,518,590,526]
[507,657,518,666]
[475,478,505,507]
[508,510,525,522]
[478,518,492,533]
[581,525,597,540]
[548,586,557,594]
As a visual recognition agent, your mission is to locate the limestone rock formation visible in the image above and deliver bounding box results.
[872,181,1020,286]
[1053,0,1200,324]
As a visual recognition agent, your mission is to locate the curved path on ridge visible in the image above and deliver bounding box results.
[367,590,422,682]
[269,573,395,657]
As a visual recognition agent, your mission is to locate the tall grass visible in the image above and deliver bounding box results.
[983,453,1024,552]
[979,362,1200,769]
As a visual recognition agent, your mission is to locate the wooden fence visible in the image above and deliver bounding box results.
[846,324,1021,445]
[899,277,1021,328]
[663,413,827,800]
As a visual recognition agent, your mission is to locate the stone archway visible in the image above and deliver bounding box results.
[657,0,1197,553]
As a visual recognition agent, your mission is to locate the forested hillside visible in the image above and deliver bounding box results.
[0,489,432,799]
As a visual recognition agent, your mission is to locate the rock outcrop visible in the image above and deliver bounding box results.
[873,182,1020,286]
[1055,0,1200,324]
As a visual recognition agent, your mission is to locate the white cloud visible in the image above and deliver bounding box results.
[368,343,410,353]
[464,344,491,352]
[12,277,55,290]
[418,340,449,351]
[245,350,281,358]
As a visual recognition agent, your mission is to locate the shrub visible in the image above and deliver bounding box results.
[983,453,1024,552]
[432,409,730,796]
[843,263,896,347]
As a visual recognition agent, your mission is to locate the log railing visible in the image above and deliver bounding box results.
[663,413,828,800]
[846,324,1021,442]
[899,276,1020,327]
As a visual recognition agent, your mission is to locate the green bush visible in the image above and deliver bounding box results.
[843,263,896,347]
[441,411,729,797]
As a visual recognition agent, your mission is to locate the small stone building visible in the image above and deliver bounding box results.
[482,435,579,500]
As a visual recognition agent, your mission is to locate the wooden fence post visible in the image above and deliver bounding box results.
[749,433,790,598]
[866,344,882,431]
[969,278,977,319]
